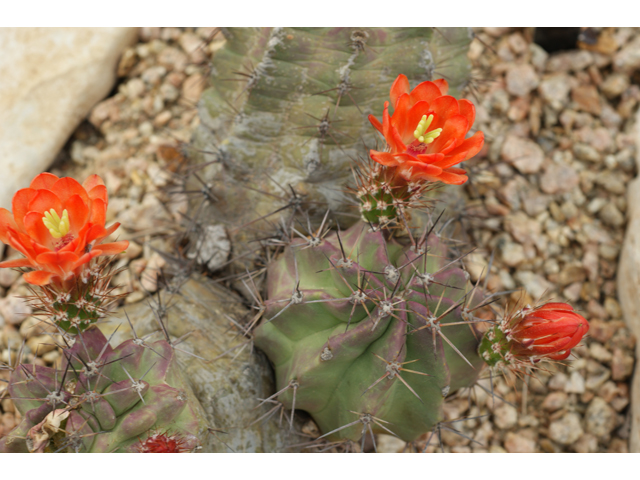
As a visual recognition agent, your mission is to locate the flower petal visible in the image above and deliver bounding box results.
[370,151,403,167]
[24,211,53,247]
[88,198,107,228]
[0,258,33,268]
[12,188,37,231]
[458,99,476,129]
[409,81,443,106]
[95,240,129,255]
[428,115,468,154]
[444,131,484,162]
[390,74,410,107]
[368,114,383,134]
[88,185,108,203]
[30,173,60,190]
[27,189,63,217]
[63,194,90,234]
[437,168,468,185]
[429,96,461,130]
[82,174,105,192]
[23,270,55,286]
[397,161,443,182]
[0,208,18,244]
[51,177,89,205]
[390,93,413,141]
[432,78,449,96]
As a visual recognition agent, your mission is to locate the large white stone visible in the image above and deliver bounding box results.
[618,107,640,452]
[0,28,138,208]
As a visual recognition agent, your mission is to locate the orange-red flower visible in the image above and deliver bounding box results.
[368,74,484,185]
[0,173,128,286]
[508,303,590,361]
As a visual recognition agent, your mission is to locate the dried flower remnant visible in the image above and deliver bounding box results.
[138,431,190,453]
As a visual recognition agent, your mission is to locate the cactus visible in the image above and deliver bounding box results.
[190,27,474,246]
[253,219,486,442]
[0,327,208,453]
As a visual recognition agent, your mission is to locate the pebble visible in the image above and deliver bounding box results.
[542,391,568,411]
[504,431,536,453]
[376,434,407,453]
[514,270,553,300]
[182,73,205,105]
[506,64,539,97]
[589,342,613,363]
[501,241,525,267]
[548,412,584,445]
[572,433,599,453]
[565,371,586,394]
[26,335,57,355]
[539,74,571,109]
[611,348,634,380]
[600,73,630,99]
[585,397,617,438]
[598,203,625,228]
[493,404,518,430]
[500,135,545,174]
[186,224,231,271]
[571,85,602,115]
[613,35,640,72]
[0,295,32,325]
[547,50,593,72]
[548,372,569,390]
[573,142,601,162]
[539,163,579,194]
[158,47,189,72]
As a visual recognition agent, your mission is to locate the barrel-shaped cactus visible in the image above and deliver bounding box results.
[0,328,208,453]
[253,220,485,442]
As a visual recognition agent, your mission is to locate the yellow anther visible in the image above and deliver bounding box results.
[412,114,441,144]
[42,209,70,239]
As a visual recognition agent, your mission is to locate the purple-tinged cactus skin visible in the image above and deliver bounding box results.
[253,221,486,442]
[0,328,208,453]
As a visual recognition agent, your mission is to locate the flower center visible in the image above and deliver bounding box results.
[413,114,442,144]
[42,209,70,239]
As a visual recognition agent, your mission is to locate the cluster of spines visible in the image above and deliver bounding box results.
[350,160,436,229]
[24,258,124,334]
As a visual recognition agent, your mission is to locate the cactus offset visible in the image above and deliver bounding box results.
[253,220,486,442]
[0,327,208,453]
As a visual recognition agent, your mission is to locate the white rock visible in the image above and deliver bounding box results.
[187,225,231,271]
[0,28,138,208]
[618,107,640,452]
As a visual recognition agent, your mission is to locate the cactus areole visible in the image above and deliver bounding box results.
[253,221,485,442]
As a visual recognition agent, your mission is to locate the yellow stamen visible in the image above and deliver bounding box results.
[412,114,442,144]
[42,209,70,239]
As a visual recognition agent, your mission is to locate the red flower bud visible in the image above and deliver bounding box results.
[509,302,590,361]
[368,74,484,185]
[479,302,590,370]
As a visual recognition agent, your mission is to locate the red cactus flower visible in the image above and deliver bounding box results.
[138,431,188,453]
[0,173,128,287]
[368,74,484,185]
[508,302,590,361]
